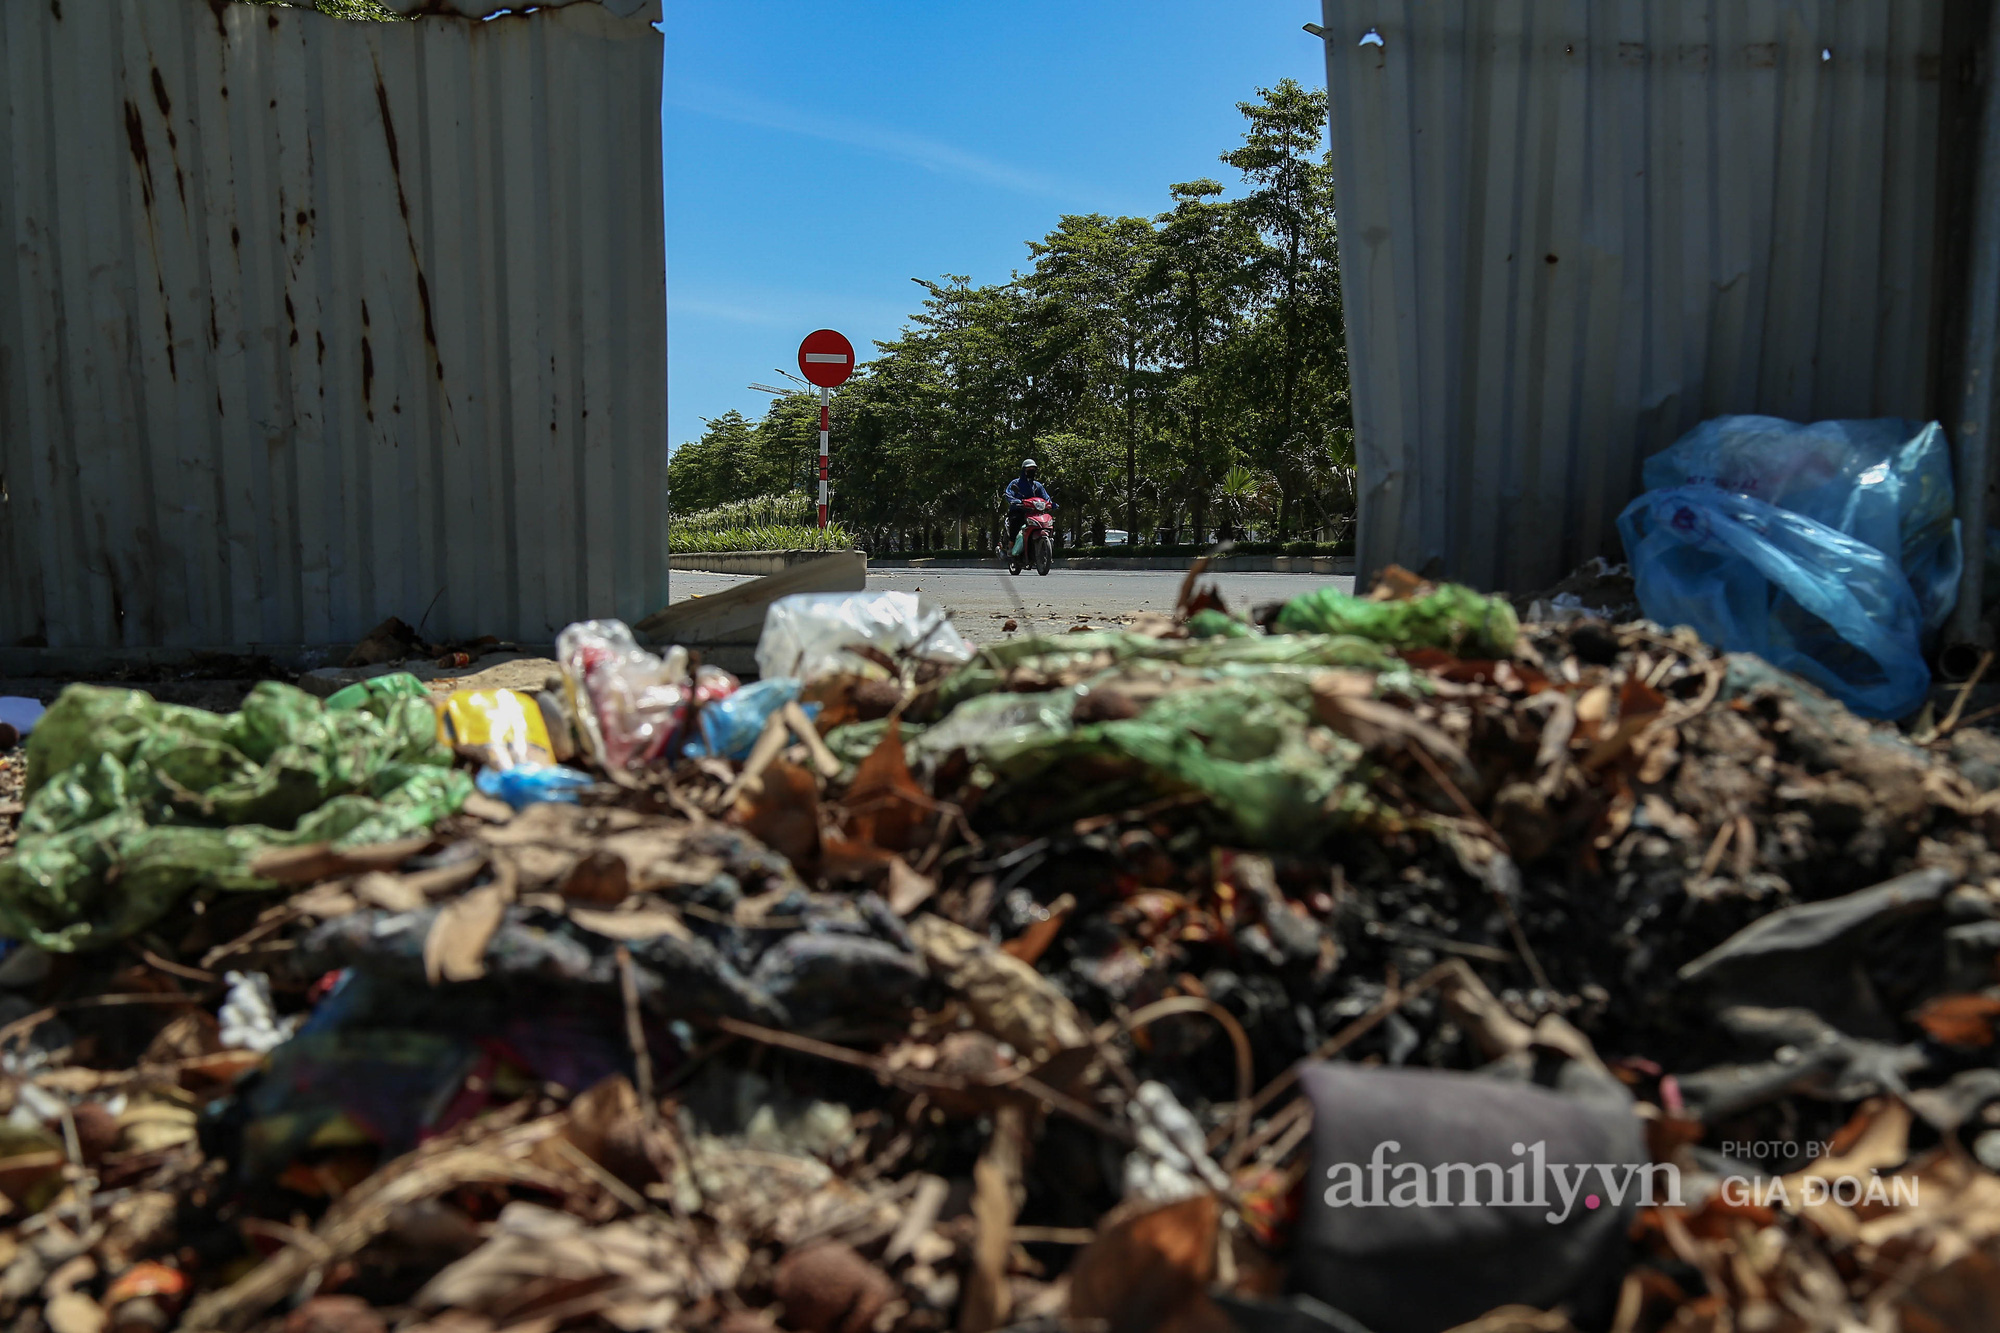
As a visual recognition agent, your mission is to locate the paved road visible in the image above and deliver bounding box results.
[668,566,1354,644]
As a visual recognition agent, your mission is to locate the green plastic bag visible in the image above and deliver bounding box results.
[324,671,432,712]
[1274,583,1519,658]
[976,675,1373,845]
[1186,609,1254,639]
[0,682,470,951]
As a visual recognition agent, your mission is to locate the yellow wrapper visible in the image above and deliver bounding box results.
[436,689,554,769]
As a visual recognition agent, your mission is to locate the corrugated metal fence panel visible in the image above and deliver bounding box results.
[1321,0,1946,592]
[0,0,666,649]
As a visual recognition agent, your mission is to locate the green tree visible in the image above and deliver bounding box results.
[1022,214,1161,538]
[667,410,760,513]
[1146,179,1259,542]
[1223,79,1350,539]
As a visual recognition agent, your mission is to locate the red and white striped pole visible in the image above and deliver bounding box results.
[798,330,853,528]
[817,386,831,529]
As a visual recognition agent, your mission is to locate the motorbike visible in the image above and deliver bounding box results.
[1009,496,1055,576]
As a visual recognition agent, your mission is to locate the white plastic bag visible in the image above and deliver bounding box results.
[755,591,973,683]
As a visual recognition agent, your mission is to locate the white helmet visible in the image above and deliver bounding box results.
[1021,458,1037,469]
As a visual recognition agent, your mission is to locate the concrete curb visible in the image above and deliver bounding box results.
[671,550,864,576]
[864,554,1356,574]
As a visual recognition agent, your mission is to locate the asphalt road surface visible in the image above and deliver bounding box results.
[668,566,1355,644]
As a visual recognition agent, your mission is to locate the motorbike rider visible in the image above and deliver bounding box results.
[1003,458,1057,552]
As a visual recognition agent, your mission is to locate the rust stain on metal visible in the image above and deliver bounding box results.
[415,272,442,377]
[373,74,404,181]
[149,68,172,129]
[148,68,187,207]
[372,66,448,382]
[122,100,154,212]
[158,277,177,382]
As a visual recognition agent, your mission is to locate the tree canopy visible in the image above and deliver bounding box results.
[673,78,1353,551]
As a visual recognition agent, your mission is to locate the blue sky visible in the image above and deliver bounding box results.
[664,1,1329,452]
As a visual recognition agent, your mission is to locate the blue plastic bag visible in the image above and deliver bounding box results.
[1640,416,1961,636]
[683,677,808,761]
[1618,486,1929,719]
[476,764,596,810]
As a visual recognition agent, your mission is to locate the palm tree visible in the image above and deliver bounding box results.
[1213,464,1274,540]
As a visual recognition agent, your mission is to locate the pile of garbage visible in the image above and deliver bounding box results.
[4,568,2000,1333]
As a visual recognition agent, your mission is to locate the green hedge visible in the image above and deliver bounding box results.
[671,493,853,552]
[670,525,853,553]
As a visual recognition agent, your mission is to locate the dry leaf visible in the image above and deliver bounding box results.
[353,871,427,913]
[1914,994,2000,1047]
[1001,894,1075,966]
[1573,684,1613,735]
[1899,1240,2000,1333]
[414,1201,694,1329]
[733,759,822,870]
[961,1104,1027,1333]
[1798,1098,1913,1184]
[773,1241,897,1333]
[821,834,899,882]
[783,701,844,779]
[458,791,517,824]
[886,856,937,916]
[1310,677,1479,784]
[289,881,361,919]
[116,1098,198,1154]
[249,837,431,885]
[909,915,1091,1059]
[1582,675,1669,771]
[843,718,932,853]
[561,1076,669,1189]
[1366,565,1428,602]
[284,1296,387,1333]
[142,1011,223,1065]
[1066,1194,1229,1333]
[424,880,512,984]
[560,850,633,907]
[43,1293,105,1333]
[566,906,692,943]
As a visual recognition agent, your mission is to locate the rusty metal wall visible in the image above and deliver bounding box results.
[0,0,667,651]
[1320,0,1949,592]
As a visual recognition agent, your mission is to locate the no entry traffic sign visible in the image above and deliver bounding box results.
[797,329,855,389]
[798,329,853,529]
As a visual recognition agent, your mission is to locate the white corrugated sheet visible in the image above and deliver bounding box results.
[0,0,666,650]
[1321,0,1947,592]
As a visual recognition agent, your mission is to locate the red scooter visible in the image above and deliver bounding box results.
[1010,497,1055,576]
